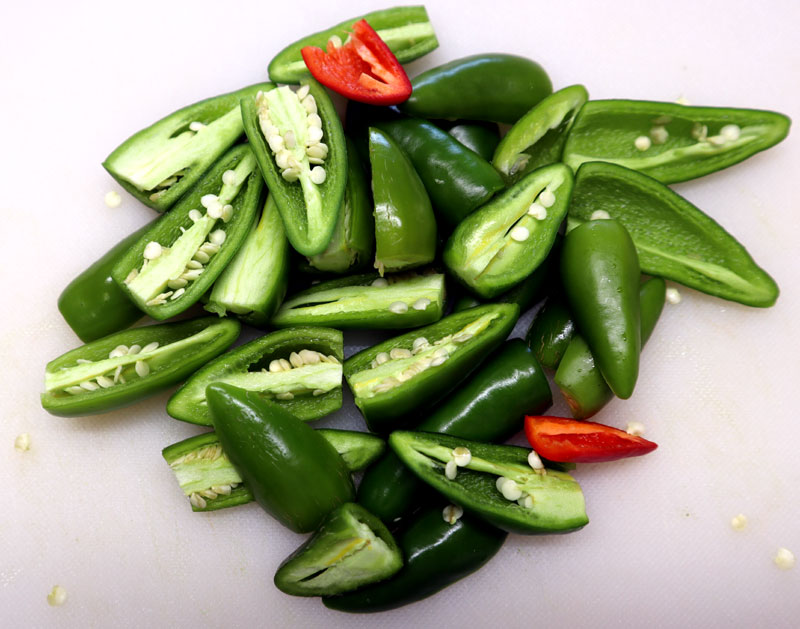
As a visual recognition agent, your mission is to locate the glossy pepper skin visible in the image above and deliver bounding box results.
[401,54,553,124]
[562,220,641,399]
[369,127,437,273]
[323,504,506,613]
[58,223,149,343]
[525,295,575,370]
[358,339,552,524]
[445,121,501,162]
[344,303,519,432]
[207,384,354,533]
[555,277,666,419]
[41,317,240,417]
[375,118,505,228]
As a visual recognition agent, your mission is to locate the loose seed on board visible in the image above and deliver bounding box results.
[14,433,31,452]
[626,421,645,437]
[730,514,748,531]
[104,190,122,208]
[47,585,67,607]
[774,547,795,570]
[666,287,682,304]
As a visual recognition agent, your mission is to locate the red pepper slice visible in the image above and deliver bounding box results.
[524,415,657,463]
[301,19,412,106]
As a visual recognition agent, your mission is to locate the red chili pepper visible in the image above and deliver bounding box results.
[301,19,412,106]
[524,415,657,463]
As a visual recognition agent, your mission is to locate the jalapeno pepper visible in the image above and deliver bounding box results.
[167,327,343,425]
[369,127,437,273]
[562,219,641,399]
[563,99,791,184]
[162,429,385,512]
[103,83,270,212]
[58,223,149,343]
[444,121,501,162]
[41,317,239,417]
[345,303,519,433]
[389,432,588,535]
[401,54,552,124]
[493,85,589,183]
[444,163,573,298]
[271,273,445,329]
[358,339,551,524]
[268,6,438,84]
[525,295,575,370]
[207,384,354,533]
[111,145,263,320]
[323,504,506,613]
[555,277,666,419]
[241,79,347,256]
[568,161,779,307]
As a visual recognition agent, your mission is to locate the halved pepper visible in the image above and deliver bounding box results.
[167,327,343,425]
[111,145,263,320]
[358,339,552,524]
[274,503,402,597]
[241,79,347,256]
[271,273,445,329]
[369,127,437,274]
[207,384,354,533]
[563,99,791,184]
[41,317,240,417]
[525,295,575,370]
[103,83,271,212]
[344,303,519,432]
[567,161,779,307]
[162,429,385,512]
[444,163,573,298]
[390,431,588,535]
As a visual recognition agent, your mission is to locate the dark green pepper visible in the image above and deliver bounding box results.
[167,327,343,425]
[390,432,588,535]
[401,54,552,124]
[103,83,270,212]
[268,6,438,83]
[58,224,148,343]
[563,99,790,183]
[344,303,519,432]
[568,161,779,307]
[111,145,263,320]
[241,80,347,256]
[446,121,501,162]
[271,273,445,329]
[207,384,354,533]
[41,317,239,417]
[561,219,641,399]
[525,295,575,370]
[444,163,573,298]
[556,277,666,419]
[358,339,552,524]
[323,504,506,613]
[369,127,437,273]
[274,502,402,597]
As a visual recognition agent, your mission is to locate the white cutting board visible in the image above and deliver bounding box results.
[2,1,799,627]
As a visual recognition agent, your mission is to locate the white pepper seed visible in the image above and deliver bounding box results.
[774,548,795,570]
[201,194,219,209]
[309,166,327,185]
[109,345,129,359]
[371,278,389,287]
[278,358,291,371]
[442,504,464,524]
[190,493,207,509]
[691,123,708,141]
[412,337,429,351]
[104,190,122,208]
[412,298,431,311]
[499,478,522,501]
[65,386,86,395]
[142,342,159,353]
[730,514,748,530]
[312,389,326,396]
[634,135,652,151]
[221,205,233,222]
[143,241,162,260]
[124,269,138,284]
[307,113,322,128]
[167,278,188,290]
[390,348,413,360]
[453,447,472,467]
[222,170,237,186]
[135,360,150,378]
[14,433,31,452]
[96,376,114,388]
[128,344,141,355]
[299,349,321,364]
[282,168,300,183]
[284,130,296,149]
[707,135,726,146]
[308,126,324,145]
[388,301,408,314]
[307,145,327,160]
[302,95,318,114]
[47,585,67,607]
[430,355,448,367]
[189,121,205,132]
[650,126,669,144]
[445,460,458,480]
[296,84,310,100]
[80,381,99,391]
[528,450,545,471]
[527,203,547,220]
[626,421,645,437]
[289,352,304,368]
[666,287,682,304]
[170,288,185,300]
[269,360,283,373]
[453,333,473,343]
[188,209,203,222]
[276,392,295,400]
[327,35,343,49]
[720,124,741,142]
[518,495,535,509]
[538,188,556,208]
[510,226,530,242]
[591,210,612,220]
[268,134,285,153]
[375,352,390,365]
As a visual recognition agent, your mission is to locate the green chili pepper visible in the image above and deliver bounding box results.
[445,121,501,162]
[207,384,354,533]
[167,327,343,425]
[111,145,263,320]
[241,79,347,256]
[556,277,666,419]
[41,317,240,417]
[323,504,506,613]
[344,303,519,432]
[369,127,437,274]
[493,85,588,183]
[401,54,552,124]
[162,429,385,512]
[562,219,641,399]
[562,99,790,183]
[274,502,402,597]
[103,83,270,212]
[271,273,445,329]
[268,6,439,84]
[358,339,552,524]
[390,432,588,535]
[525,295,575,370]
[567,161,779,307]
[58,224,149,343]
[307,138,374,273]
[444,163,573,298]
[375,118,505,227]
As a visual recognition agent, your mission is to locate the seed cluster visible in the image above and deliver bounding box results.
[63,342,159,395]
[149,167,189,202]
[168,442,242,510]
[634,115,742,153]
[262,349,340,400]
